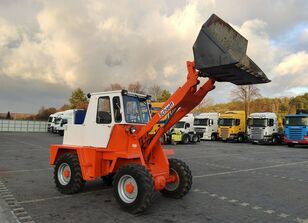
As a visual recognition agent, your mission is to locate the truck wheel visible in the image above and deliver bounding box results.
[192,135,199,143]
[182,134,190,144]
[54,153,85,194]
[161,158,192,198]
[211,134,217,141]
[271,136,278,145]
[102,173,114,186]
[59,130,64,136]
[237,135,244,143]
[288,144,295,147]
[113,164,154,214]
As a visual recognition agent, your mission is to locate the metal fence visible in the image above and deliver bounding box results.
[0,120,47,132]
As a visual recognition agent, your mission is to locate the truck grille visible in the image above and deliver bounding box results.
[195,128,205,133]
[251,128,262,140]
[221,128,229,139]
[289,128,302,140]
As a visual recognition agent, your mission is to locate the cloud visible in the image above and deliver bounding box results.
[0,0,307,112]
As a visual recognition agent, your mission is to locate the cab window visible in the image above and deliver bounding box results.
[113,96,122,123]
[97,97,112,124]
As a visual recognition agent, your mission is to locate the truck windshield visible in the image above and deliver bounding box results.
[285,116,308,126]
[248,118,267,127]
[194,118,208,126]
[48,117,53,122]
[174,121,185,128]
[123,95,150,124]
[55,118,61,124]
[218,118,234,126]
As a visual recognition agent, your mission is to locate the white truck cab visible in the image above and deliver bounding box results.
[63,90,151,147]
[247,112,282,144]
[194,112,219,140]
[53,112,65,134]
[171,114,199,144]
[48,112,63,133]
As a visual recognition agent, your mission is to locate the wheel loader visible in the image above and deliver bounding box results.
[50,14,270,214]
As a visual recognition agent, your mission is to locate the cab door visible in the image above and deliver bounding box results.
[88,96,114,147]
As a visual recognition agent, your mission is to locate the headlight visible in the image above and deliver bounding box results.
[130,126,136,134]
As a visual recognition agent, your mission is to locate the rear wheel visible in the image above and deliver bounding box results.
[113,164,154,214]
[288,143,295,147]
[161,158,192,198]
[54,153,85,194]
[182,134,190,144]
[192,134,199,143]
[211,134,217,141]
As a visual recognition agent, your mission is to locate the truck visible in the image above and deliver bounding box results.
[47,113,58,132]
[194,112,219,140]
[170,114,199,144]
[247,112,283,144]
[49,14,269,214]
[57,109,86,136]
[48,112,64,133]
[284,110,308,147]
[218,111,246,142]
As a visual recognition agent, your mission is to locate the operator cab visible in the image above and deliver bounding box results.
[63,90,151,148]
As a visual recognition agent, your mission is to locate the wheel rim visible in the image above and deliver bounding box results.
[165,168,180,191]
[58,163,71,186]
[211,135,215,140]
[118,175,138,203]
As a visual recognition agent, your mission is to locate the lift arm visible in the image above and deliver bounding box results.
[137,61,215,160]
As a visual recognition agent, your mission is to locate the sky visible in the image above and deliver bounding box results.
[0,0,307,113]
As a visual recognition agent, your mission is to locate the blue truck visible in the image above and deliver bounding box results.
[284,110,308,147]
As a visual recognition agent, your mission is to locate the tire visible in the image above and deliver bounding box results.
[160,158,192,198]
[182,134,190,144]
[102,173,114,186]
[54,153,85,194]
[271,136,278,145]
[113,164,154,214]
[59,130,64,136]
[288,143,295,147]
[211,134,217,141]
[192,135,199,144]
[237,135,244,143]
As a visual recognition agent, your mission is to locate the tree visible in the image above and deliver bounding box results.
[231,85,261,119]
[6,111,12,120]
[157,90,171,102]
[69,88,88,109]
[128,82,145,94]
[148,85,162,101]
[35,107,57,120]
[105,83,123,91]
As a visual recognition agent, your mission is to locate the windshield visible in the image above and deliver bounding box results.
[218,118,234,126]
[55,118,61,124]
[194,118,208,126]
[123,95,150,124]
[48,117,53,122]
[285,116,308,126]
[174,121,185,128]
[248,118,267,127]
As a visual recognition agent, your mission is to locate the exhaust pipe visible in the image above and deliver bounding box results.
[193,14,270,85]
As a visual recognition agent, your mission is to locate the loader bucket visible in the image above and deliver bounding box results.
[193,14,270,85]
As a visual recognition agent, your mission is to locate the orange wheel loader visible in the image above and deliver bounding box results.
[50,14,270,214]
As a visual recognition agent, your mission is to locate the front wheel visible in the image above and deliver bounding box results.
[54,153,85,194]
[160,158,192,198]
[211,134,217,141]
[237,135,244,143]
[288,143,295,147]
[113,164,154,214]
